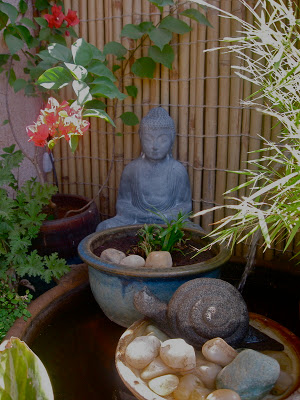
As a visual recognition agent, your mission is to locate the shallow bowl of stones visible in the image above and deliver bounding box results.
[115,314,300,400]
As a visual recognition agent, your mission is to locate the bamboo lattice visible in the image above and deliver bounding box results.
[49,0,295,262]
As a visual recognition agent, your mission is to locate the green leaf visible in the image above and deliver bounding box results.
[34,17,49,28]
[13,78,27,92]
[131,57,156,79]
[19,17,36,29]
[149,0,174,9]
[37,49,57,63]
[0,337,54,399]
[48,43,72,62]
[8,68,16,86]
[72,38,93,66]
[0,2,18,24]
[69,135,79,153]
[67,26,78,38]
[38,27,51,41]
[148,44,174,69]
[87,60,116,81]
[149,27,172,50]
[19,0,28,14]
[139,21,154,33]
[49,34,66,46]
[180,8,212,27]
[37,66,72,89]
[89,43,105,61]
[2,119,9,125]
[15,25,31,46]
[120,112,139,126]
[121,24,144,40]
[65,62,88,81]
[0,54,9,67]
[125,85,138,98]
[159,16,192,34]
[72,81,92,105]
[3,33,24,55]
[83,109,115,127]
[84,99,106,110]
[91,77,126,100]
[112,64,121,72]
[0,10,8,29]
[103,41,127,58]
[34,0,51,11]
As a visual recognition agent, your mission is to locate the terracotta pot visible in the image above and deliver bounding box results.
[116,317,300,400]
[78,225,231,327]
[34,193,100,259]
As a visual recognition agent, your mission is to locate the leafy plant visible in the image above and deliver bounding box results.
[193,0,300,259]
[0,337,54,399]
[0,144,69,337]
[137,211,190,256]
[0,281,32,341]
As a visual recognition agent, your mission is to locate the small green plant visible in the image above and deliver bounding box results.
[0,144,69,337]
[137,211,190,256]
[0,281,32,341]
[0,337,54,399]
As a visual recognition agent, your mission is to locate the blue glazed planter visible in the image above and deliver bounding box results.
[78,225,231,327]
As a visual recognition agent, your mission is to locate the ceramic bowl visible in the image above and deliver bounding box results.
[78,225,231,327]
[115,314,300,400]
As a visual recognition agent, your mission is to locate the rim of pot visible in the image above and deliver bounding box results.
[78,225,231,278]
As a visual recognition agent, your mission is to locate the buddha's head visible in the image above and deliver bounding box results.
[139,107,175,161]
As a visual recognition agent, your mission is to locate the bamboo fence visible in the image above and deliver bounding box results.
[48,0,296,262]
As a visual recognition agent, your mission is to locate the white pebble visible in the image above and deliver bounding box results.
[189,387,212,400]
[202,337,238,367]
[141,356,175,380]
[206,389,241,400]
[100,248,126,264]
[191,359,222,389]
[148,374,179,396]
[173,374,203,400]
[145,251,173,268]
[125,335,161,369]
[120,255,145,268]
[160,338,196,371]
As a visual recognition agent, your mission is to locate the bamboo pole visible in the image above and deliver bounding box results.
[79,0,92,199]
[170,33,179,160]
[132,0,143,159]
[214,0,231,224]
[160,5,170,115]
[150,3,160,113]
[141,0,151,126]
[187,3,198,188]
[192,14,206,226]
[201,1,219,232]
[177,3,190,183]
[96,0,109,217]
[104,0,116,218]
[122,0,133,166]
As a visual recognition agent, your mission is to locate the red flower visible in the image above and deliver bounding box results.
[64,9,79,27]
[28,125,50,147]
[44,5,64,29]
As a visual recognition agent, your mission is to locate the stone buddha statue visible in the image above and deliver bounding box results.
[96,107,196,231]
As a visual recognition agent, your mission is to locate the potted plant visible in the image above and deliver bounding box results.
[0,145,69,341]
[78,215,231,327]
[190,0,300,289]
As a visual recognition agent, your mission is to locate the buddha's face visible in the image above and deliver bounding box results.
[140,126,174,161]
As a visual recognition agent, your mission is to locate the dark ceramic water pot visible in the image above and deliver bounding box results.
[34,193,100,259]
[78,225,231,327]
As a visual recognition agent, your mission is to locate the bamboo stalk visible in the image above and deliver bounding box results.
[192,14,206,226]
[160,5,170,115]
[141,0,150,126]
[187,3,198,189]
[177,2,190,184]
[214,0,231,225]
[170,32,179,160]
[150,3,160,112]
[202,1,219,232]
[113,0,124,200]
[132,0,143,159]
[104,0,116,218]
[95,0,109,216]
[122,0,133,166]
